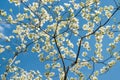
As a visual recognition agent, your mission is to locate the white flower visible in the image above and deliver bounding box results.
[95,43,102,48]
[83,41,90,50]
[105,11,112,18]
[69,8,74,13]
[1,74,6,80]
[109,5,114,11]
[74,3,79,10]
[5,45,11,49]
[64,3,70,8]
[0,47,5,53]
[92,76,98,80]
[100,66,108,74]
[15,60,21,64]
[0,33,4,38]
[117,24,120,30]
[66,39,74,48]
[108,60,116,68]
[82,24,89,30]
[7,15,13,23]
[113,52,119,57]
[93,16,101,23]
[2,57,6,61]
[94,71,99,76]
[79,2,84,7]
[82,52,87,57]
[45,64,50,69]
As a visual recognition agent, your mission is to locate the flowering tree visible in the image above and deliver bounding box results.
[0,0,120,80]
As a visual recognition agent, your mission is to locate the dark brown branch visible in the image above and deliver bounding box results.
[54,37,67,80]
[87,63,95,80]
[70,38,83,67]
[53,20,67,79]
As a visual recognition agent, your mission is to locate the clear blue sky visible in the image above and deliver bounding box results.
[0,0,120,80]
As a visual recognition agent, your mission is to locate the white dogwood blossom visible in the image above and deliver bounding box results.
[1,0,120,80]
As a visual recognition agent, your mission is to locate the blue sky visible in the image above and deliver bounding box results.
[0,0,120,80]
